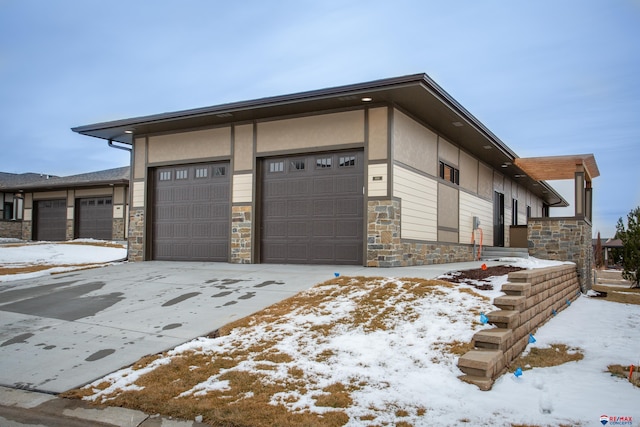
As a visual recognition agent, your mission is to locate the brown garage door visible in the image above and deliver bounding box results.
[76,197,113,240]
[153,162,230,261]
[261,151,364,265]
[35,199,66,241]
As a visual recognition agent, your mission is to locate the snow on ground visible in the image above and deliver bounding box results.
[0,239,127,282]
[77,257,640,426]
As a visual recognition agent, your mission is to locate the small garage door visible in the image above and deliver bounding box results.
[153,162,230,261]
[76,197,113,240]
[261,151,364,265]
[35,199,66,241]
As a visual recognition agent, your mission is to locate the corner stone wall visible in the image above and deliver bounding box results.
[231,206,252,264]
[128,208,144,261]
[528,217,593,292]
[367,199,474,267]
[0,220,23,239]
[112,218,125,241]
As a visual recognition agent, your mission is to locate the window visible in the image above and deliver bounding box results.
[195,167,208,178]
[269,161,284,173]
[512,199,518,225]
[3,202,12,220]
[176,169,188,180]
[159,171,171,181]
[316,157,332,168]
[339,155,356,167]
[290,159,305,171]
[213,166,226,176]
[527,205,531,219]
[439,161,459,185]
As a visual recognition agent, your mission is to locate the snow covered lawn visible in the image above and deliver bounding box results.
[0,239,127,282]
[65,259,640,427]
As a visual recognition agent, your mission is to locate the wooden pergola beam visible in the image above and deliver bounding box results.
[514,154,600,181]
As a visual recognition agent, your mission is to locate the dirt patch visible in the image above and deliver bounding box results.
[509,344,584,372]
[591,285,640,305]
[441,265,525,290]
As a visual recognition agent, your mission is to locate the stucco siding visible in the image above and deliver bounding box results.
[393,165,437,241]
[459,191,493,247]
[134,137,146,179]
[438,137,458,166]
[393,110,437,175]
[234,124,254,172]
[256,110,364,153]
[478,162,493,199]
[148,127,231,163]
[368,107,388,161]
[459,150,478,193]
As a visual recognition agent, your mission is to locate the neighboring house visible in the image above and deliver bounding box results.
[1,172,61,238]
[73,73,569,266]
[0,167,129,242]
[593,237,623,267]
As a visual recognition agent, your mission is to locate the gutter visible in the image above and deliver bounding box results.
[108,138,132,152]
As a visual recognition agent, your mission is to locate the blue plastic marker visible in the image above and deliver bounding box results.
[480,313,488,324]
[514,367,523,378]
[528,333,536,344]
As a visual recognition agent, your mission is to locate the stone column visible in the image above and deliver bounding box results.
[367,199,402,267]
[230,205,252,264]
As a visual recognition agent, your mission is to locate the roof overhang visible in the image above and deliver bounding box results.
[72,73,568,207]
[514,154,600,181]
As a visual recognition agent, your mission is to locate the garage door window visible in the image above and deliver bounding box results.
[316,157,332,168]
[290,159,305,171]
[176,169,188,180]
[159,171,172,181]
[195,167,208,178]
[269,161,284,173]
[339,155,356,167]
[213,166,226,176]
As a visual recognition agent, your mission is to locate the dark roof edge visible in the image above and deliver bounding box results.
[71,73,429,134]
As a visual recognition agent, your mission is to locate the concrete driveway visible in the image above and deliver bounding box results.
[0,260,495,394]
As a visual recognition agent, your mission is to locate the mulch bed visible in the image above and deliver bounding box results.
[441,265,525,290]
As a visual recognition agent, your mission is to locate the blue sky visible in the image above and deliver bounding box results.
[1,0,638,238]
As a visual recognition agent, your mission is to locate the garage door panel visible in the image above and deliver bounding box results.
[261,151,363,264]
[153,162,229,261]
[35,199,66,241]
[76,197,113,240]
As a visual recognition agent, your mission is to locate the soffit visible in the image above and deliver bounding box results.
[514,154,600,181]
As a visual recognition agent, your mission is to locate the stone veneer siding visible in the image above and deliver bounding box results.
[367,199,474,267]
[231,205,252,264]
[112,218,125,241]
[21,221,32,240]
[128,208,145,261]
[66,219,74,241]
[528,217,593,292]
[0,220,22,239]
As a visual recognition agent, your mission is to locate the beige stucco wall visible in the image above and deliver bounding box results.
[256,110,364,154]
[438,137,458,167]
[459,150,478,193]
[148,127,231,163]
[477,162,493,199]
[75,188,113,197]
[393,109,438,175]
[368,107,388,161]
[234,124,254,172]
[134,137,146,180]
[33,191,67,200]
[438,183,459,231]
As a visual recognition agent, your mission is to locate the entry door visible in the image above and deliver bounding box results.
[493,192,505,247]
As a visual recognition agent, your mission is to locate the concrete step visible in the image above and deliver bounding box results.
[501,282,531,297]
[473,328,513,351]
[457,349,505,379]
[486,310,520,329]
[481,247,529,260]
[493,295,526,311]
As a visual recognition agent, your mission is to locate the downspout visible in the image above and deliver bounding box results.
[108,139,132,152]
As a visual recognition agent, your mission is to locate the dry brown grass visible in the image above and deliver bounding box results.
[509,344,584,372]
[0,263,105,276]
[607,364,640,388]
[63,276,485,427]
[592,284,640,305]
